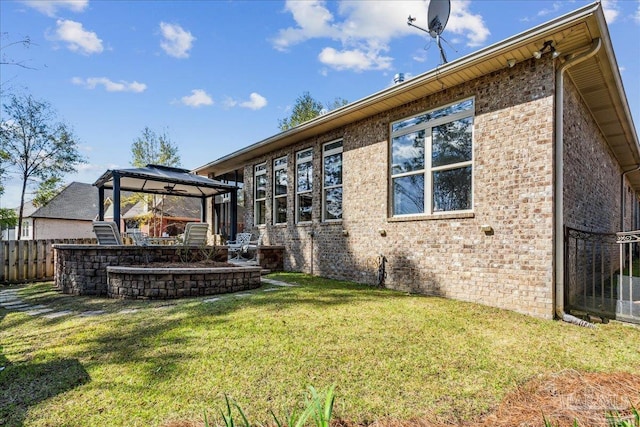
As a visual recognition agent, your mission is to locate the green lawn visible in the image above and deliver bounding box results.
[1,273,639,426]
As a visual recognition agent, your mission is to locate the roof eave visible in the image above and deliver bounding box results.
[195,2,639,184]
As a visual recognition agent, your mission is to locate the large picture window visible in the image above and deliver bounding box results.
[323,140,343,221]
[254,163,267,225]
[273,156,288,224]
[391,98,474,216]
[296,148,313,223]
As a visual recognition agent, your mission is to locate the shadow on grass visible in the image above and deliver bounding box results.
[0,357,90,426]
[4,274,418,383]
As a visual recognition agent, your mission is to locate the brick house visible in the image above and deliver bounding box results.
[196,3,639,319]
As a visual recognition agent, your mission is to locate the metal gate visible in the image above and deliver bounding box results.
[615,231,640,323]
[564,227,640,323]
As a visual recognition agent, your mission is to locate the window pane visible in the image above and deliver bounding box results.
[324,187,342,220]
[274,197,287,224]
[432,166,472,212]
[393,175,424,215]
[324,153,342,187]
[432,117,473,167]
[256,200,266,225]
[275,168,287,196]
[298,193,313,222]
[274,157,287,167]
[392,113,430,132]
[256,174,267,199]
[431,99,474,121]
[297,149,312,162]
[297,162,313,192]
[325,140,342,152]
[391,130,425,174]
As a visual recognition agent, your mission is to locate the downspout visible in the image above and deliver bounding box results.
[554,38,602,320]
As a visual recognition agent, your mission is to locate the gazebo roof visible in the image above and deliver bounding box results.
[94,164,236,198]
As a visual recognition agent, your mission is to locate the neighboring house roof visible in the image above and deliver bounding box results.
[121,196,201,220]
[18,200,38,218]
[26,182,105,221]
[194,2,639,189]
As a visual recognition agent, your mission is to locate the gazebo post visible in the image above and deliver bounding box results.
[230,170,238,240]
[113,172,121,232]
[200,197,206,223]
[98,186,105,221]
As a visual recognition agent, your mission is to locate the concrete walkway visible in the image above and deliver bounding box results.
[0,277,297,319]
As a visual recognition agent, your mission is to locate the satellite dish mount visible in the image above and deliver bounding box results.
[407,0,451,64]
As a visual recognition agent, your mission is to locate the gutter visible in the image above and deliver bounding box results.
[553,38,602,319]
[195,3,602,176]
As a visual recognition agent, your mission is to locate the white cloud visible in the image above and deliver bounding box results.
[180,89,213,107]
[636,0,640,24]
[240,93,268,110]
[272,0,490,72]
[319,47,392,71]
[72,77,147,93]
[602,0,620,23]
[447,0,490,47]
[22,0,88,17]
[224,93,268,110]
[535,1,563,18]
[159,22,195,58]
[52,19,103,55]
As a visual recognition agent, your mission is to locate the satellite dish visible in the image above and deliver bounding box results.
[428,0,450,63]
[408,0,451,64]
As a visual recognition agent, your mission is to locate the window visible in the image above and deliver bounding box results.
[390,98,474,216]
[323,140,343,221]
[273,156,288,224]
[296,148,313,223]
[254,163,267,225]
[21,220,30,238]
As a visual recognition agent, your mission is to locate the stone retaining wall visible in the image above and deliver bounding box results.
[256,245,285,271]
[53,244,228,296]
[106,266,261,299]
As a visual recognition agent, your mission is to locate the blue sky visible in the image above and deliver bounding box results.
[1,0,639,209]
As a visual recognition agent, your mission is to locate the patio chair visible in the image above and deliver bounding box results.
[244,233,264,261]
[129,229,150,246]
[226,232,252,260]
[92,221,123,245]
[182,222,209,246]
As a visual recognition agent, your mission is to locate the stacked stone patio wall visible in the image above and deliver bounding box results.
[53,244,228,296]
[106,266,261,299]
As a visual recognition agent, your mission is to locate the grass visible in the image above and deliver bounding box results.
[1,273,639,426]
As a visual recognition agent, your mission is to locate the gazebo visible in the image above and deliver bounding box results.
[94,164,238,238]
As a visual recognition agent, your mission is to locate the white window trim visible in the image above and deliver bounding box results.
[254,162,267,226]
[322,139,343,222]
[273,156,288,225]
[21,220,30,238]
[390,98,475,217]
[296,148,314,224]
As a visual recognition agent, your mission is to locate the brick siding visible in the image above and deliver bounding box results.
[237,57,629,319]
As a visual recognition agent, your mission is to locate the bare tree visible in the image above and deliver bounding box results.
[0,93,85,239]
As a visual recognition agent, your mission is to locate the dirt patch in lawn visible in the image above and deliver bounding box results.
[162,370,640,427]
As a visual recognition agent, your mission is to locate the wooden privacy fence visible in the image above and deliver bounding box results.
[0,238,96,284]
